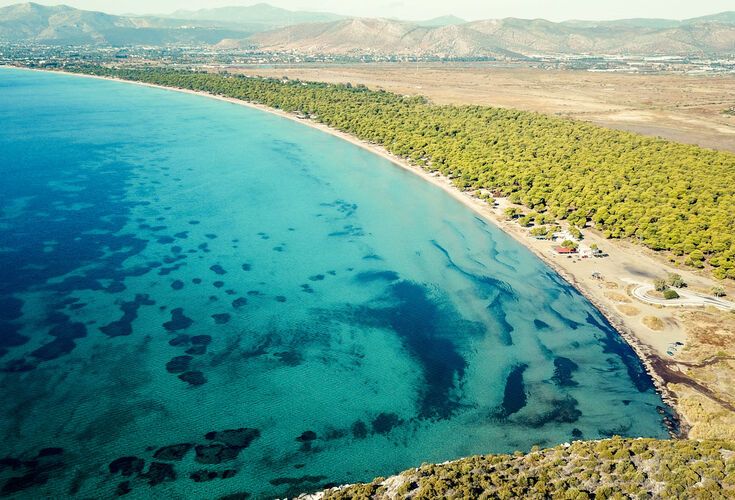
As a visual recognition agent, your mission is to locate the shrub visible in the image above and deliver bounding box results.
[667,273,687,288]
[654,279,668,292]
[663,289,680,300]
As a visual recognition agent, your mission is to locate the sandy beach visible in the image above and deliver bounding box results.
[8,66,735,437]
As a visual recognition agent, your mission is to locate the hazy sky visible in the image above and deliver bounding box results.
[3,0,733,21]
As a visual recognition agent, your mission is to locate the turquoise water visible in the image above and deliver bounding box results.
[0,68,671,499]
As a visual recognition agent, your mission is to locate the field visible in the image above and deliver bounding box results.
[231,64,735,153]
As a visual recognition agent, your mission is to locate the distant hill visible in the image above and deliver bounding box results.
[0,2,249,45]
[166,3,344,31]
[244,15,735,57]
[687,11,735,24]
[1,2,733,56]
[244,18,525,58]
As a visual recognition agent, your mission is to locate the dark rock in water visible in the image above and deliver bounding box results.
[2,472,44,494]
[2,359,35,372]
[308,274,325,282]
[534,319,551,329]
[572,428,584,439]
[190,470,219,482]
[213,281,225,289]
[186,345,207,356]
[178,371,206,386]
[191,335,212,346]
[171,246,182,254]
[37,448,63,458]
[109,456,144,476]
[168,335,190,347]
[351,420,368,439]
[0,322,29,348]
[142,462,176,486]
[158,263,186,276]
[194,444,241,464]
[232,297,248,309]
[205,234,218,240]
[210,264,227,275]
[115,481,132,496]
[0,457,23,471]
[106,281,127,294]
[192,278,202,284]
[221,469,237,479]
[46,311,70,324]
[0,296,24,321]
[31,338,76,361]
[296,431,317,442]
[166,356,192,374]
[49,322,87,340]
[622,400,632,406]
[205,428,260,448]
[157,236,175,245]
[241,263,252,271]
[225,289,237,296]
[275,296,287,303]
[499,364,528,417]
[174,232,189,239]
[274,350,303,366]
[300,284,314,294]
[163,308,193,332]
[525,397,582,428]
[371,413,403,435]
[189,220,200,225]
[99,321,132,338]
[552,357,579,387]
[101,295,155,337]
[212,313,230,325]
[171,280,184,291]
[247,290,262,296]
[153,444,193,461]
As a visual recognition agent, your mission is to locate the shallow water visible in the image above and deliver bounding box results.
[0,69,670,499]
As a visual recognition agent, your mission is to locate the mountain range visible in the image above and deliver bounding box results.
[1,2,734,57]
[243,16,735,57]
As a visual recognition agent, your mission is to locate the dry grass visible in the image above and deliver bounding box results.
[642,316,665,331]
[617,305,640,316]
[605,292,631,303]
[668,311,735,439]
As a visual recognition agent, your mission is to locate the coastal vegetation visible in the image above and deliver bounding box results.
[320,437,735,499]
[64,66,735,279]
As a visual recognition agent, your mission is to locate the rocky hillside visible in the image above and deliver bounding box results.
[2,3,734,56]
[0,2,248,45]
[309,438,735,499]
[246,16,735,57]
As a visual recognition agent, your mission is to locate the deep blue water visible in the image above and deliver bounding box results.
[0,68,670,498]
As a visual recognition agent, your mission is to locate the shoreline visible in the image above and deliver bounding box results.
[5,65,693,436]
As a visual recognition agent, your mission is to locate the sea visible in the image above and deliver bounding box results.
[0,68,671,498]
